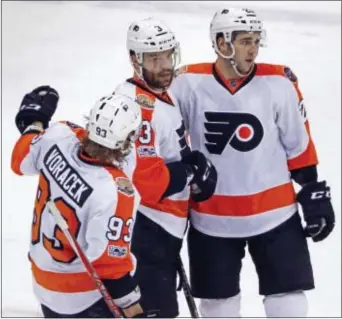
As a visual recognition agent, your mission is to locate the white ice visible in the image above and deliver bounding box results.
[2,1,341,317]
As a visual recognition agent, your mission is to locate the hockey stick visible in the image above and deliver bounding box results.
[46,201,123,318]
[177,256,199,318]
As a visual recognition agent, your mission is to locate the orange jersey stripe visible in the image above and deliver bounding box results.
[133,159,170,203]
[141,197,189,218]
[11,133,39,175]
[177,63,213,75]
[287,121,318,170]
[255,63,285,76]
[31,257,130,293]
[31,257,96,293]
[133,85,170,203]
[256,63,303,99]
[191,182,296,217]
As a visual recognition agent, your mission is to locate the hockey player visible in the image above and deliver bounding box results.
[114,18,217,318]
[11,86,145,318]
[169,8,335,318]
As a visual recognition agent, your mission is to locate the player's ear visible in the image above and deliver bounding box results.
[217,35,231,56]
[216,35,225,51]
[129,50,140,68]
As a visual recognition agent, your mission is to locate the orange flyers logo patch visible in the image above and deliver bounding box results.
[136,94,155,109]
[116,177,134,197]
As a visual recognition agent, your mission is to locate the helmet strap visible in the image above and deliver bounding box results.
[229,58,255,78]
[215,41,254,78]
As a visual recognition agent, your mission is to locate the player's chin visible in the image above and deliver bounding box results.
[157,76,173,88]
[239,63,254,75]
[245,60,255,69]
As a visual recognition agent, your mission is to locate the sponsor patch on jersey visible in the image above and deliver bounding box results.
[108,245,127,258]
[284,67,298,83]
[116,177,134,196]
[175,65,188,77]
[137,145,157,157]
[136,94,155,109]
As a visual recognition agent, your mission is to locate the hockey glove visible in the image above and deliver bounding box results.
[15,86,59,134]
[297,180,335,242]
[182,150,217,202]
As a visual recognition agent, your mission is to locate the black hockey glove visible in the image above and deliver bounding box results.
[297,180,335,242]
[15,86,59,134]
[182,150,217,202]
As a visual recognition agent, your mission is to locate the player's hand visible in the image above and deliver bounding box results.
[15,86,59,134]
[182,151,217,202]
[297,180,335,242]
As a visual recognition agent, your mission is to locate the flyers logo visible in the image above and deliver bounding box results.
[204,112,264,154]
[176,121,191,157]
[298,100,307,120]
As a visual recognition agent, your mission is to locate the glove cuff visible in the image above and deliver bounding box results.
[297,180,328,203]
[23,124,44,134]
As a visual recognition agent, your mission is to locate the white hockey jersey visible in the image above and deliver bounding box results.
[170,63,318,238]
[11,121,140,314]
[115,78,191,239]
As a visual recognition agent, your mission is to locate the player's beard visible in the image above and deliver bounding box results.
[142,68,174,91]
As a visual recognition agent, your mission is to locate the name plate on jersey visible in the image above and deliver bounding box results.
[43,145,93,207]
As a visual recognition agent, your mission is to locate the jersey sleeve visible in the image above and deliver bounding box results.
[132,121,171,203]
[85,182,135,280]
[11,130,45,176]
[11,121,85,176]
[116,80,188,204]
[275,71,318,170]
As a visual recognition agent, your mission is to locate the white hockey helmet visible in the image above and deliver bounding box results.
[126,17,181,68]
[210,8,267,55]
[87,94,142,151]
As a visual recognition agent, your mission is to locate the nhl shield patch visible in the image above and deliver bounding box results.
[108,245,127,258]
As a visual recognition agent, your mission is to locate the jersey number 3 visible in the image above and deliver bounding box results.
[32,172,81,263]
